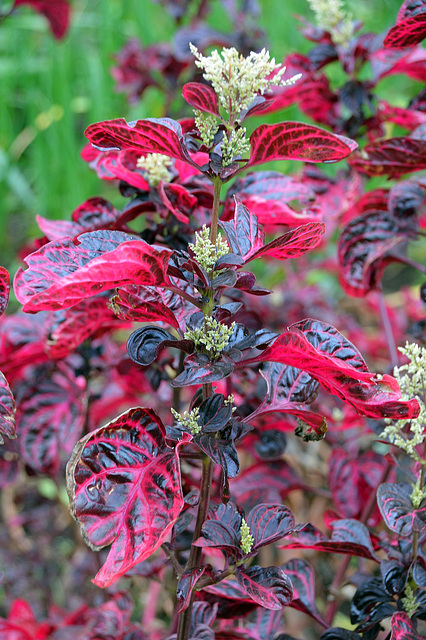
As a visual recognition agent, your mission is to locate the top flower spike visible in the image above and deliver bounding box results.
[85,45,358,182]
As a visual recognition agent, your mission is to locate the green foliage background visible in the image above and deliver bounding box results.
[0,0,409,270]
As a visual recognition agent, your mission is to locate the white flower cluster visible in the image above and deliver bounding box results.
[189,44,301,117]
[380,342,426,460]
[188,225,229,272]
[194,110,219,148]
[308,0,354,46]
[171,407,201,435]
[184,317,235,357]
[136,153,173,186]
[221,128,250,165]
[240,518,254,554]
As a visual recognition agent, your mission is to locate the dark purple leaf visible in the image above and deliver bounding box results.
[171,355,234,387]
[377,482,426,537]
[66,407,188,587]
[195,434,239,478]
[182,82,220,116]
[243,319,420,420]
[235,565,293,610]
[380,559,407,596]
[199,394,233,433]
[127,326,193,366]
[349,137,426,178]
[14,230,172,312]
[413,559,426,587]
[320,630,361,640]
[351,577,396,632]
[0,267,10,317]
[248,122,357,167]
[17,363,86,475]
[247,504,295,549]
[390,612,422,640]
[282,558,328,626]
[0,372,16,444]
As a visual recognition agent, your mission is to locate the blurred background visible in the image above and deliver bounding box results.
[0,0,411,270]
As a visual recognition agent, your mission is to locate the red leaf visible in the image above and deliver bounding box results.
[247,222,325,262]
[182,82,220,116]
[14,230,171,312]
[17,363,86,475]
[0,267,10,317]
[248,122,357,167]
[109,284,191,329]
[243,319,420,420]
[177,566,213,613]
[66,408,188,587]
[349,137,426,178]
[85,117,197,168]
[390,612,422,640]
[0,371,16,444]
[385,2,426,49]
[220,200,324,264]
[13,0,70,39]
[235,565,293,610]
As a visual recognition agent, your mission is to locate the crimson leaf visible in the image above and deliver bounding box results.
[377,482,426,537]
[182,82,220,116]
[0,372,16,445]
[0,267,10,316]
[243,319,420,420]
[14,230,171,312]
[85,117,196,167]
[248,122,357,167]
[384,2,426,49]
[66,407,188,587]
[390,612,422,639]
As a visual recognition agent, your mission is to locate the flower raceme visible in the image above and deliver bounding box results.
[85,45,358,181]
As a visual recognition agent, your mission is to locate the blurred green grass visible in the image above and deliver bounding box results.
[0,0,408,268]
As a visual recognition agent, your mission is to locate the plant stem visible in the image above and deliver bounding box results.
[176,180,221,639]
[176,452,214,640]
[210,179,222,245]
